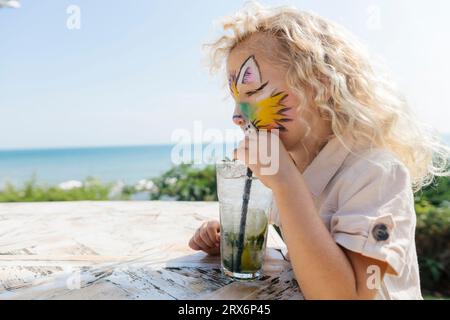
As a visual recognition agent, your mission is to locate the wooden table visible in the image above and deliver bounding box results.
[0,201,303,300]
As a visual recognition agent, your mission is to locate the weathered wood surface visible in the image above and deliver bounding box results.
[0,201,303,300]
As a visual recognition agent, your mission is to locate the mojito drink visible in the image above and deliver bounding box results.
[221,207,269,277]
[217,161,273,280]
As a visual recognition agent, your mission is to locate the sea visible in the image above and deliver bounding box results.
[0,144,236,187]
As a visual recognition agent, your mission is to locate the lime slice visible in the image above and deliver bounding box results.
[240,246,260,271]
[245,209,268,237]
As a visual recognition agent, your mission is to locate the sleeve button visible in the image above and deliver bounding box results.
[372,223,389,241]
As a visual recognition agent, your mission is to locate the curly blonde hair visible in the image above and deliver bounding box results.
[205,1,449,192]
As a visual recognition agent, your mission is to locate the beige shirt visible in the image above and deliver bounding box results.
[270,136,423,300]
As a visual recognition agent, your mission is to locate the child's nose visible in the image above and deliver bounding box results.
[232,114,245,126]
[232,104,246,127]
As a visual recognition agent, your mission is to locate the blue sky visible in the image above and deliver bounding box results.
[1,0,449,149]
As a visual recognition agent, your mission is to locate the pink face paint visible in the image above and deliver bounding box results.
[236,56,261,85]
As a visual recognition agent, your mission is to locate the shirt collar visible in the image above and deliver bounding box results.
[303,135,354,198]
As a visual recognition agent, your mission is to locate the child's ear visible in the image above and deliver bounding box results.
[237,55,262,85]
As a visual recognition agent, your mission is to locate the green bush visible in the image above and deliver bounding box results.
[415,199,450,295]
[149,164,217,201]
[0,177,114,202]
[414,175,450,296]
[415,176,450,206]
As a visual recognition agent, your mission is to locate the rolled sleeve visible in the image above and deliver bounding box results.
[330,158,415,276]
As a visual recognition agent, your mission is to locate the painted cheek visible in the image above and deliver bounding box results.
[239,103,252,121]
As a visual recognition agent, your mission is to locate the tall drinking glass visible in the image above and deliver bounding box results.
[216,161,273,280]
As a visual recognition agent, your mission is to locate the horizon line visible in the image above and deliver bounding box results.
[0,141,241,153]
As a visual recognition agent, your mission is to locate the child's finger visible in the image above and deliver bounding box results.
[238,136,249,147]
[234,141,246,158]
[232,148,238,161]
[206,221,220,246]
[211,221,221,242]
[207,220,220,233]
[199,227,215,248]
[233,137,249,161]
[193,228,209,250]
[192,228,209,250]
[188,236,201,250]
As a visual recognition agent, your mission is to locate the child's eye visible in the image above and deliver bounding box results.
[245,81,269,97]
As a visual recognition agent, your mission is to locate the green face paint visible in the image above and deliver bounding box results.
[239,102,254,123]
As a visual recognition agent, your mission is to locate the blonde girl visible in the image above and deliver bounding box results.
[188,2,449,300]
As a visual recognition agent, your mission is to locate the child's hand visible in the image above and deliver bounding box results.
[234,130,298,191]
[188,220,220,256]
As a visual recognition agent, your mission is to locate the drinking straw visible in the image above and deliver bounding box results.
[234,167,253,273]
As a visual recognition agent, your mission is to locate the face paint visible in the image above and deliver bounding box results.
[229,55,292,131]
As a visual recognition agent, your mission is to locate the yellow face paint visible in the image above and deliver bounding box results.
[229,55,292,131]
[231,80,239,100]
